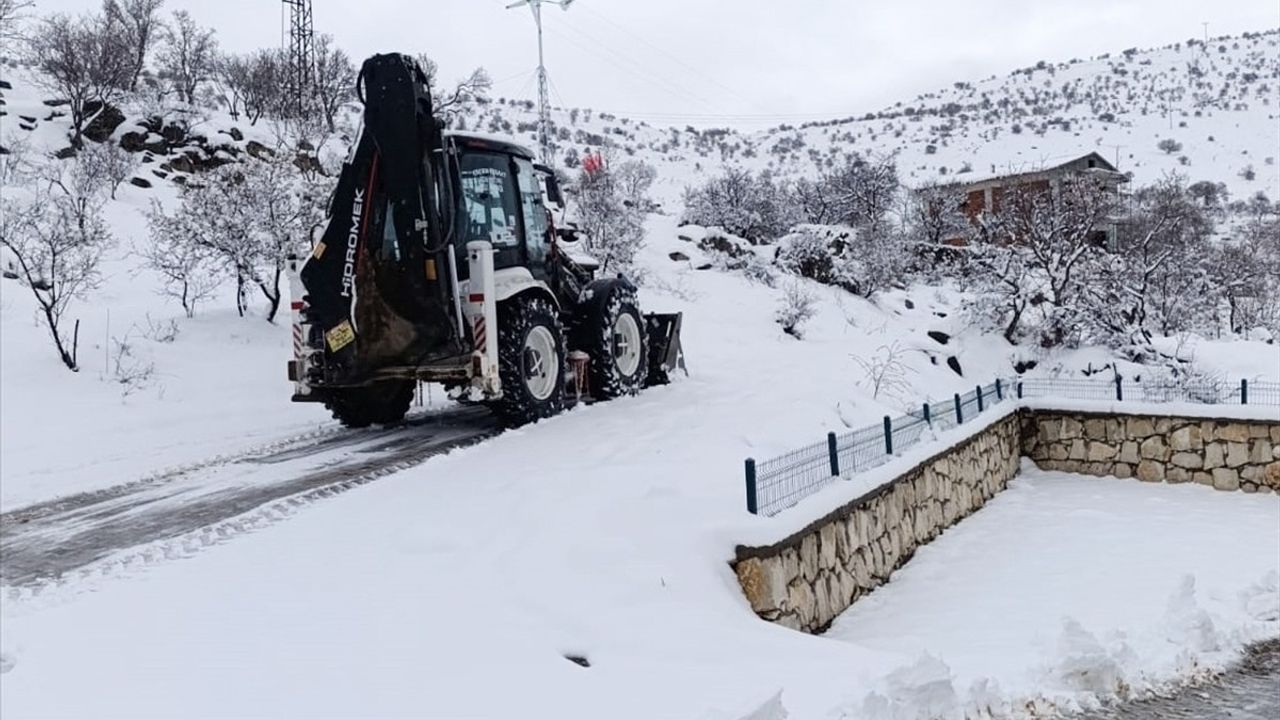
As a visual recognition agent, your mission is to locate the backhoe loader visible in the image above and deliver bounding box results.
[287,53,684,427]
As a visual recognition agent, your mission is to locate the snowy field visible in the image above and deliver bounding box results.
[3,24,1279,720]
[2,464,1276,719]
[826,464,1280,718]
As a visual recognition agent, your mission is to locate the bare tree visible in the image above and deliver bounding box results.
[0,152,115,370]
[820,153,900,231]
[242,49,287,124]
[1091,174,1213,352]
[102,0,165,91]
[613,159,657,210]
[29,13,133,146]
[145,155,317,322]
[979,176,1117,347]
[906,183,969,245]
[78,141,138,199]
[157,9,216,104]
[681,168,795,243]
[792,177,841,225]
[572,152,647,273]
[142,199,223,317]
[0,0,34,46]
[414,53,492,124]
[312,34,355,133]
[244,154,313,322]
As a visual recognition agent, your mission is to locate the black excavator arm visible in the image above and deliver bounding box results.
[297,53,465,389]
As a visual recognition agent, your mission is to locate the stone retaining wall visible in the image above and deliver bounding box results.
[1022,411,1280,493]
[733,408,1279,634]
[733,414,1021,633]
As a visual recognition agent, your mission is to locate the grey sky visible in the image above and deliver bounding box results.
[35,0,1280,128]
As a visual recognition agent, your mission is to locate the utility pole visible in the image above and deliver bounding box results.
[1101,143,1125,169]
[506,0,575,163]
[282,0,316,119]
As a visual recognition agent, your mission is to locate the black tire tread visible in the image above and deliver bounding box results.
[489,295,566,427]
[323,381,415,428]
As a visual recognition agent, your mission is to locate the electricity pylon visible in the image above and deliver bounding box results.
[506,0,575,163]
[282,0,315,118]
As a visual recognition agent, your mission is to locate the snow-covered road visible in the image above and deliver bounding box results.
[0,407,496,587]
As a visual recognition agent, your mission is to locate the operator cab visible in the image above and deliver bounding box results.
[446,132,551,283]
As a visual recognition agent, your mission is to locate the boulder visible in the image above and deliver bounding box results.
[245,140,274,160]
[82,100,125,143]
[129,176,152,189]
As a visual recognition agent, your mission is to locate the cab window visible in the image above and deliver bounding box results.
[515,157,548,267]
[458,152,520,248]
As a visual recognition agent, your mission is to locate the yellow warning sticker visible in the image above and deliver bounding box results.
[325,320,355,352]
[312,241,327,259]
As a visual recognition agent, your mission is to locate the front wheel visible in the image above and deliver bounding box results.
[575,280,648,400]
[490,295,566,427]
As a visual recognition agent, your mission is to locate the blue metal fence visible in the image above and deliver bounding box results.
[745,377,1279,517]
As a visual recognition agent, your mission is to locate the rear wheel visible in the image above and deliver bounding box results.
[323,380,415,428]
[490,295,566,427]
[575,280,648,400]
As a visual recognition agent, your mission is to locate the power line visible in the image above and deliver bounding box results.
[574,4,754,106]
[541,22,720,112]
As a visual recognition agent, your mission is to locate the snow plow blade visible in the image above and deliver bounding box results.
[645,312,686,386]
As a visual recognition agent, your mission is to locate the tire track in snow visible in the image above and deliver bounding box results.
[0,406,497,595]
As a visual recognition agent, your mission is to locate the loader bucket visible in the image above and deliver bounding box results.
[644,312,687,386]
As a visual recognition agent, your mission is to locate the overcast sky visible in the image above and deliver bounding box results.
[34,0,1280,128]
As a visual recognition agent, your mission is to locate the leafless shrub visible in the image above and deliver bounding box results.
[141,313,179,343]
[853,341,914,401]
[108,331,156,396]
[78,141,137,199]
[775,281,817,338]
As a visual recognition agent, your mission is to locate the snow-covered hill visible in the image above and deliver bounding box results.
[478,29,1279,204]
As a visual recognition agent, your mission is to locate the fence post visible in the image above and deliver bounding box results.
[976,385,984,412]
[883,416,894,455]
[1115,376,1123,401]
[1016,381,1023,399]
[922,402,932,426]
[1241,378,1248,405]
[954,393,964,424]
[827,432,840,477]
[745,459,758,515]
[995,378,1003,400]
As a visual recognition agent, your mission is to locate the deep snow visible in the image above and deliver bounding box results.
[1,462,1275,720]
